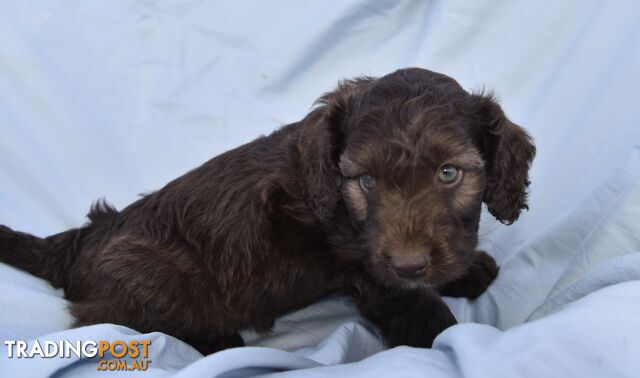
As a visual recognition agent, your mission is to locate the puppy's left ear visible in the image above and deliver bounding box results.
[294,78,374,224]
[470,94,536,224]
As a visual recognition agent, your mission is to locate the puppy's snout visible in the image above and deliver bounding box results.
[391,253,429,279]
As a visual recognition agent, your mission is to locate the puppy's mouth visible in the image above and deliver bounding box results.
[392,266,458,291]
[391,268,435,290]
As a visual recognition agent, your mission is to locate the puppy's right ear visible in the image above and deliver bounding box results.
[296,77,374,223]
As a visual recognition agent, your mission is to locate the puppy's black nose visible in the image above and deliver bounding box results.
[392,255,428,279]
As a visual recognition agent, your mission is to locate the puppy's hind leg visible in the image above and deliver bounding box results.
[437,250,499,299]
[71,299,244,355]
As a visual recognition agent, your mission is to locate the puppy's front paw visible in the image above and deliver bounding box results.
[361,290,457,348]
[185,333,245,355]
[437,251,499,299]
[384,297,457,348]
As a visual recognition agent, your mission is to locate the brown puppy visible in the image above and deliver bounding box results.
[0,68,535,354]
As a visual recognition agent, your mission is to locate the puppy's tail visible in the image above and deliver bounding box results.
[0,225,49,278]
[0,200,118,288]
[0,225,81,288]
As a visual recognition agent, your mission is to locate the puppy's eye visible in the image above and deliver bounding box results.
[438,165,460,183]
[359,174,376,191]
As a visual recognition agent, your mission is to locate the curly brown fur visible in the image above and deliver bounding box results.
[0,67,535,354]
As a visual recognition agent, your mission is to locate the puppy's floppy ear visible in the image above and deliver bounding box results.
[314,77,375,149]
[470,93,536,225]
[295,77,374,223]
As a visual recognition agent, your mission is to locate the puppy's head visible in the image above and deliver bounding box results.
[307,68,535,288]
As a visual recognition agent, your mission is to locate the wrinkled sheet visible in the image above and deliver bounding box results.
[1,1,640,377]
